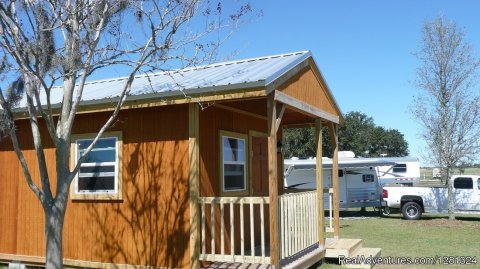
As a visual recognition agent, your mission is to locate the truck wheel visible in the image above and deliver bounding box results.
[402,202,422,220]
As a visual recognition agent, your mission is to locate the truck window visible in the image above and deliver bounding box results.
[453,177,473,189]
[362,174,374,183]
[392,164,407,173]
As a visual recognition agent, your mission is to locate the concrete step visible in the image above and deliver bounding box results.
[325,238,363,258]
[344,247,382,269]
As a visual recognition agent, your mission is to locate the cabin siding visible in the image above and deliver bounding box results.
[0,105,191,268]
[278,66,339,117]
[198,104,269,256]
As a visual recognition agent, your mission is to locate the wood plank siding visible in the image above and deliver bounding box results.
[278,66,339,117]
[0,105,191,268]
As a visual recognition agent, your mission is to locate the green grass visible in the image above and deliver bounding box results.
[314,211,480,269]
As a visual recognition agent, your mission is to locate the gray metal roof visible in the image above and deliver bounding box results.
[17,51,313,108]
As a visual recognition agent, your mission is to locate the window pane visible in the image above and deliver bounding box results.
[83,149,116,163]
[362,174,374,183]
[223,137,245,162]
[224,164,245,191]
[80,165,115,174]
[78,176,115,192]
[454,177,473,189]
[393,164,407,173]
[77,138,116,150]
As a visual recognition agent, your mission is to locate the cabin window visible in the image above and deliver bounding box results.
[71,132,122,200]
[392,164,407,173]
[362,174,374,183]
[454,177,473,189]
[220,131,248,195]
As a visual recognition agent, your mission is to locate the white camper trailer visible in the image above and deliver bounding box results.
[284,156,397,209]
[375,157,420,186]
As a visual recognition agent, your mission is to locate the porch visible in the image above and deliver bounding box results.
[188,56,345,269]
[197,190,338,268]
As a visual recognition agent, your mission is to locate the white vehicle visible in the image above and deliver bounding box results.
[382,175,480,220]
[284,156,396,209]
[376,157,420,186]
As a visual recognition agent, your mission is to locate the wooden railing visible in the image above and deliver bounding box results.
[198,196,270,264]
[279,190,318,260]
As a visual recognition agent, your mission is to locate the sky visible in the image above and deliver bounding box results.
[217,1,480,165]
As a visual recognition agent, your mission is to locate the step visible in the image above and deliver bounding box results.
[325,239,363,258]
[344,247,382,269]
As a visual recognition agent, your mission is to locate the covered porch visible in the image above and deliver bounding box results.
[189,85,342,268]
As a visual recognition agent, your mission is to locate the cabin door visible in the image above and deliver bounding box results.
[251,135,268,196]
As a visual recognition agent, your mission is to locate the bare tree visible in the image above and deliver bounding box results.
[412,17,480,220]
[0,1,252,268]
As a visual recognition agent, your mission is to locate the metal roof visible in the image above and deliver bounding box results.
[16,51,312,108]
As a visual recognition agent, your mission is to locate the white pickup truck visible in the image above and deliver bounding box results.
[382,175,480,220]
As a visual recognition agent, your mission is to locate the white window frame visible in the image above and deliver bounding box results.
[220,131,248,196]
[71,132,122,200]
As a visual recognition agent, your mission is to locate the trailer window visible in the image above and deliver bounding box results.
[478,179,480,190]
[454,177,473,189]
[362,174,374,183]
[392,164,407,173]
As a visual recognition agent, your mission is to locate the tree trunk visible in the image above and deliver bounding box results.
[45,204,66,269]
[446,169,456,220]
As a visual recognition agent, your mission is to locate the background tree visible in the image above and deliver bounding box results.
[412,17,480,220]
[283,111,409,158]
[0,1,252,268]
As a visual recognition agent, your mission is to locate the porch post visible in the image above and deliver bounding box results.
[328,123,340,239]
[315,119,325,248]
[189,103,200,269]
[267,94,280,268]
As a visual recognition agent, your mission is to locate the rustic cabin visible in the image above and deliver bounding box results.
[0,51,379,269]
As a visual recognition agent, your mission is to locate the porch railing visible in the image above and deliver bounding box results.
[198,196,270,264]
[279,190,318,260]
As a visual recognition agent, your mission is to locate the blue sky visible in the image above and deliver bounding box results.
[218,1,480,165]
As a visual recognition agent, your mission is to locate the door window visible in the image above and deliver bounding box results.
[453,177,473,189]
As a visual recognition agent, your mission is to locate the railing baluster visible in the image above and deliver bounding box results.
[260,198,265,263]
[280,196,284,259]
[211,199,215,257]
[201,199,206,255]
[220,199,225,260]
[240,199,245,262]
[230,199,235,262]
[250,198,255,263]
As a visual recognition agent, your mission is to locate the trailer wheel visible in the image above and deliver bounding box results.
[380,206,391,217]
[402,202,422,220]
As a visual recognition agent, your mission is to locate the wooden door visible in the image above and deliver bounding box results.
[251,135,268,196]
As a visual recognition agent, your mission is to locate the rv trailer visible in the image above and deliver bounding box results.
[375,157,420,186]
[284,156,397,209]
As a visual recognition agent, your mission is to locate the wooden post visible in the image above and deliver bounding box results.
[267,94,280,268]
[328,123,340,239]
[315,119,325,248]
[189,103,200,269]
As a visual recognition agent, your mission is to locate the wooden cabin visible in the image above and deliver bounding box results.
[0,51,345,269]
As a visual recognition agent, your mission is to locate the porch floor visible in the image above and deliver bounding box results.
[201,238,337,269]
